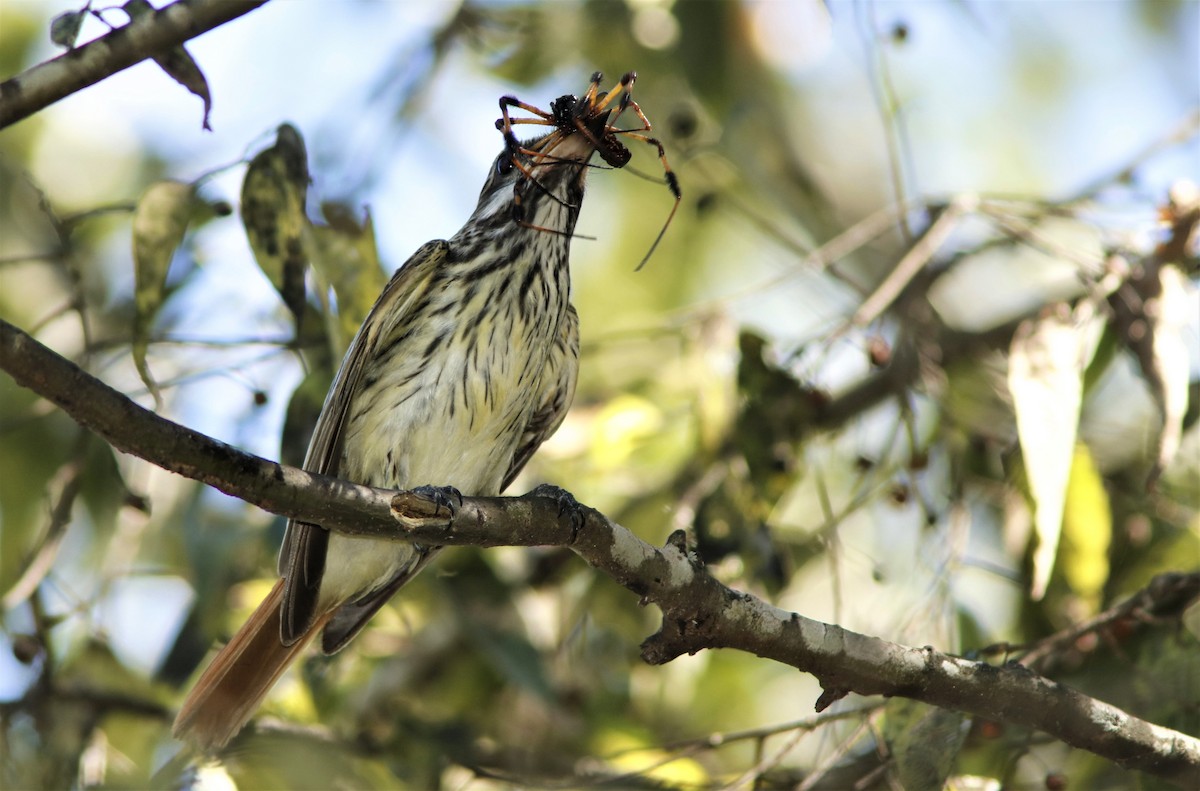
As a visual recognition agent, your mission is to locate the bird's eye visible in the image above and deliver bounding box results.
[496,155,515,176]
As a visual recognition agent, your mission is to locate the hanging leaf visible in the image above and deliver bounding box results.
[131,179,196,406]
[123,0,214,130]
[1059,443,1111,614]
[1113,262,1193,486]
[1105,183,1200,486]
[49,3,90,50]
[1108,262,1194,487]
[1144,265,1192,483]
[1008,304,1102,600]
[280,363,334,469]
[241,123,311,333]
[306,203,387,354]
[887,700,969,791]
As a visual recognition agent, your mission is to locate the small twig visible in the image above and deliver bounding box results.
[852,196,975,327]
[1,456,86,610]
[796,717,875,791]
[1019,572,1200,672]
[0,0,270,129]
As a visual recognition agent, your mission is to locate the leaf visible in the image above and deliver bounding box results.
[132,179,196,405]
[281,364,334,468]
[1059,443,1111,613]
[153,45,214,131]
[123,0,213,130]
[241,124,311,332]
[887,700,969,791]
[306,203,387,354]
[1008,305,1102,600]
[1143,265,1192,484]
[1107,256,1194,487]
[469,622,554,701]
[49,5,89,50]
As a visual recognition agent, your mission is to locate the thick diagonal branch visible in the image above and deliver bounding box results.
[1,316,1198,786]
[0,0,270,130]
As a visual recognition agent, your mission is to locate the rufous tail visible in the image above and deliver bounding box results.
[173,579,332,751]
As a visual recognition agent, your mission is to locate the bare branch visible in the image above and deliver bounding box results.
[0,0,270,130]
[1,316,1198,786]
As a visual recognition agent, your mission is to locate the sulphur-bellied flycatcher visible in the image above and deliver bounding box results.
[173,73,649,750]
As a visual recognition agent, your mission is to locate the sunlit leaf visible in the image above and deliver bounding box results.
[241,123,310,332]
[1008,306,1102,599]
[1184,599,1200,642]
[132,178,196,405]
[590,393,663,470]
[122,0,214,130]
[219,731,405,791]
[597,728,709,786]
[1059,443,1111,613]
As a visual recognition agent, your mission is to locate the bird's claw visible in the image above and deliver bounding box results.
[530,483,586,541]
[391,485,462,530]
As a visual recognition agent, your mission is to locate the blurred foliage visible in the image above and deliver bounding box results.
[1,1,1198,789]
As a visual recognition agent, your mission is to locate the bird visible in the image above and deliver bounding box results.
[172,73,645,751]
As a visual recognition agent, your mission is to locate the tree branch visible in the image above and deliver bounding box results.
[0,0,270,130]
[2,315,1198,786]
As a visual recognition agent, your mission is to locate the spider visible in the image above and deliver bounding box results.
[495,71,681,269]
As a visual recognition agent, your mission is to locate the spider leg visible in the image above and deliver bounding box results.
[579,71,605,109]
[499,95,555,121]
[613,130,681,271]
[507,129,576,218]
[593,71,636,116]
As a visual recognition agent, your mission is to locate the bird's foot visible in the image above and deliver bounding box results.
[391,485,462,530]
[529,483,587,541]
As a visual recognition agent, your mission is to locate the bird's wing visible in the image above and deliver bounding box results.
[501,303,580,492]
[278,240,450,644]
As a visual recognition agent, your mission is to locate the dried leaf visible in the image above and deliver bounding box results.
[123,0,213,130]
[241,124,310,333]
[131,179,196,405]
[154,46,213,131]
[1144,265,1192,484]
[1008,305,1102,600]
[1108,255,1195,486]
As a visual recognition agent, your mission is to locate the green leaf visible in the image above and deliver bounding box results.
[469,622,554,701]
[241,123,310,332]
[281,364,334,468]
[307,202,387,355]
[132,179,196,405]
[1059,443,1111,613]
